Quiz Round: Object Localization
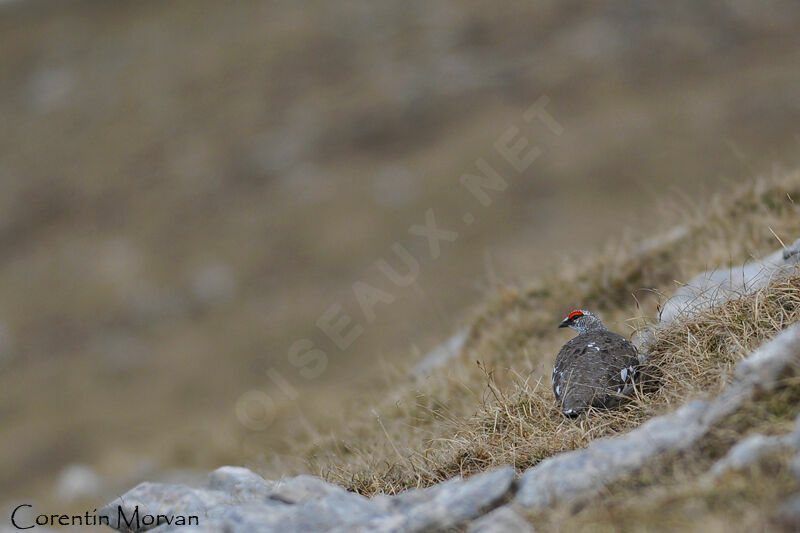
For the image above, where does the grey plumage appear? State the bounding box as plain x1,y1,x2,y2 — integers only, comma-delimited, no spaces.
553,310,639,416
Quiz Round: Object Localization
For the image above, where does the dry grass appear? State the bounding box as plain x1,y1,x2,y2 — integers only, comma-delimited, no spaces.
287,171,800,500
321,273,800,496
530,374,800,532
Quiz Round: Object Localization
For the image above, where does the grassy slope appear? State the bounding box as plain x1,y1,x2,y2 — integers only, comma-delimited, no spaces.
533,374,800,532
286,171,800,529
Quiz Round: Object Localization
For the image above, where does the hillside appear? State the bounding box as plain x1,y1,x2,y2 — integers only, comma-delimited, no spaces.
96,171,800,532
279,171,800,530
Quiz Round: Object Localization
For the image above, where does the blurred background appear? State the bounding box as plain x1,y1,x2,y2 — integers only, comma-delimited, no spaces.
2,0,800,514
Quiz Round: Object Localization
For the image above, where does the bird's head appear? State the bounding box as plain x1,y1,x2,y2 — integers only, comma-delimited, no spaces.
558,309,605,334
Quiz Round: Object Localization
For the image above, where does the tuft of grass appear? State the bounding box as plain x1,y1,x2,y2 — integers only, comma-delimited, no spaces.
283,172,800,499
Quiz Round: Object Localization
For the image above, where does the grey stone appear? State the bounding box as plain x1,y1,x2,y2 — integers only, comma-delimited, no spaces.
467,506,535,533
635,240,800,354
514,400,709,510
709,412,800,479
165,493,388,533
410,329,468,379
634,225,689,255
735,322,800,390
54,463,103,502
99,482,237,532
268,474,349,504
284,493,388,532
390,466,516,532
101,469,385,532
659,239,800,325
152,524,229,533
152,502,293,533
28,66,74,112
217,494,385,533
329,513,408,533
708,434,785,478
207,466,276,503
190,262,237,306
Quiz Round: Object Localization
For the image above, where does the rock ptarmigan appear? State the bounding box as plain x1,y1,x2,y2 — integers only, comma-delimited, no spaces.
552,310,639,417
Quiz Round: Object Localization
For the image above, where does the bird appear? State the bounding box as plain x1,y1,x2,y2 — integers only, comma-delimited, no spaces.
552,310,639,417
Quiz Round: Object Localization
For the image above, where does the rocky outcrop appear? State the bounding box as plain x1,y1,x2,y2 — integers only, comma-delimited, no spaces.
629,239,800,352
658,238,800,325
409,328,468,380
707,421,800,480
100,466,516,533
100,323,800,533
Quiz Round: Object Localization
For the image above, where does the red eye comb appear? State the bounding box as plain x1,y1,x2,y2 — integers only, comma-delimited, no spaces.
568,310,584,320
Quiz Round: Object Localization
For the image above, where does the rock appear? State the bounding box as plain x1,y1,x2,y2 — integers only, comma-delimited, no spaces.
189,262,237,306
154,492,388,533
708,413,800,479
282,493,387,532
102,466,515,533
99,482,238,532
381,466,517,532
735,322,800,390
659,239,800,325
54,463,103,502
634,225,689,255
467,506,535,533
635,240,800,353
514,400,709,510
268,474,349,504
101,469,388,533
28,66,74,113
707,434,785,478
153,502,293,533
207,466,277,502
410,329,468,379
329,513,408,533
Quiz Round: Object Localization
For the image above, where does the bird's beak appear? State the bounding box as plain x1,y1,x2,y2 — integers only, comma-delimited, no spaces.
558,319,570,328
